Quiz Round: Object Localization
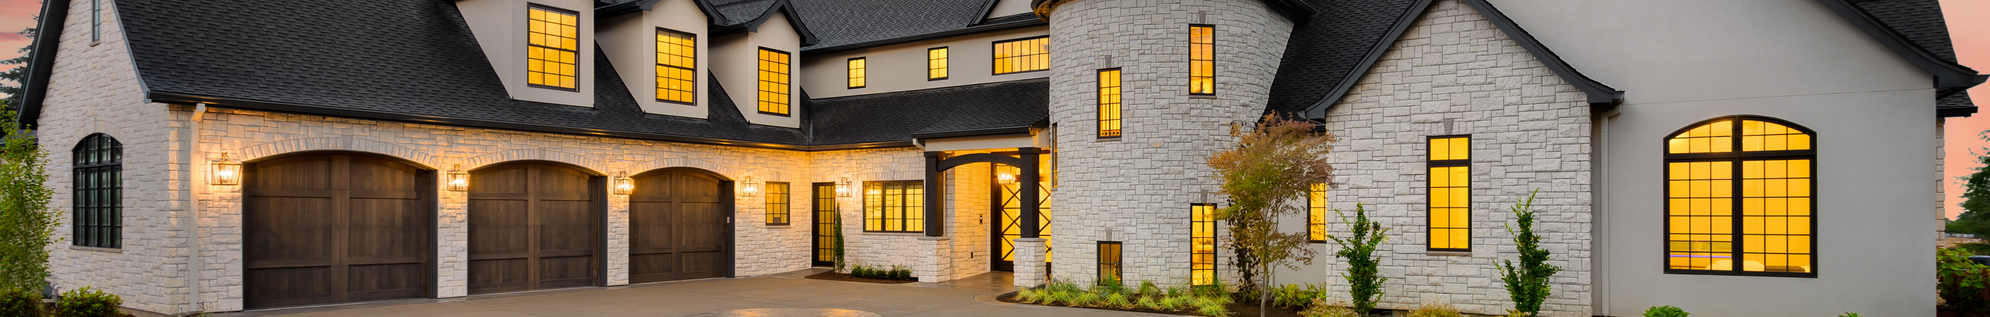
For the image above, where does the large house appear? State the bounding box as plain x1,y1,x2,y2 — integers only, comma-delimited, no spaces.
11,0,1980,315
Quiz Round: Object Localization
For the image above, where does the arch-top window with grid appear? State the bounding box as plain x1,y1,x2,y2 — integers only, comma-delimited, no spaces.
527,5,580,90
1664,116,1815,277
73,134,122,249
655,29,696,104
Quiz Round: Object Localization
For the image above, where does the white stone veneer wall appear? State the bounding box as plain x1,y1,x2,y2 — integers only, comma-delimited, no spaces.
1314,0,1592,315
1044,0,1293,287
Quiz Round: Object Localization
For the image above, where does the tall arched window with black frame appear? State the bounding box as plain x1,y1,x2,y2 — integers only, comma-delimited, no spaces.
73,134,122,248
1664,116,1816,276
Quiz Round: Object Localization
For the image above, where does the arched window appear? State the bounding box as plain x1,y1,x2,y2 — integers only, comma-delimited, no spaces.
1664,116,1814,276
72,134,122,248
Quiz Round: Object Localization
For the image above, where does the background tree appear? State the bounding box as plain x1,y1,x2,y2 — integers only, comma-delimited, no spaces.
1498,191,1558,316
1207,114,1335,316
0,106,55,293
1,21,39,102
1950,132,1990,253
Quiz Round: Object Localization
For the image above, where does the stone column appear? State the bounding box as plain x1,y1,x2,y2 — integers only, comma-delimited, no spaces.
437,175,470,298
1013,238,1048,287
606,188,631,286
917,236,952,283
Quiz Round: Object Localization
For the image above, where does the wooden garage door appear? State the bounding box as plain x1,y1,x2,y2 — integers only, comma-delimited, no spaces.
244,153,433,309
468,162,603,294
628,168,732,283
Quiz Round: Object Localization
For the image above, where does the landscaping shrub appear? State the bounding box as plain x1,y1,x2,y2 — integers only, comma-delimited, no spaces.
1642,305,1689,317
1137,280,1161,297
1194,296,1231,317
1298,298,1361,317
1330,204,1390,313
831,214,846,273
55,287,120,317
846,264,915,281
0,288,43,317
1272,283,1319,308
1498,192,1559,317
1838,313,1860,317
1406,303,1461,317
1939,247,1990,315
0,109,58,295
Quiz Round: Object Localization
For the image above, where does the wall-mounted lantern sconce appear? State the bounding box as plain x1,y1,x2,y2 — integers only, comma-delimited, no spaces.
210,152,242,186
740,175,761,197
996,172,1017,185
612,171,634,195
445,164,469,192
836,177,853,197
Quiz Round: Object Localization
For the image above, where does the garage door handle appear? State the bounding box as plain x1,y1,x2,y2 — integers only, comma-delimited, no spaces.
727,217,732,224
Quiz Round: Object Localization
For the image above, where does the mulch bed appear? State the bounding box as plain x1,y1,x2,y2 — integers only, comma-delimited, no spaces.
803,271,917,284
993,291,1305,317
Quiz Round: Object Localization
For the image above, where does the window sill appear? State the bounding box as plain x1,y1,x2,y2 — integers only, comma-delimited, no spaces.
860,231,926,236
69,245,122,254
1189,94,1217,100
1425,250,1471,257
1097,136,1122,141
766,224,792,228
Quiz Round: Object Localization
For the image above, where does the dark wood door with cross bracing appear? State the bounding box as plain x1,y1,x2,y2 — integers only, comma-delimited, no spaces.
467,162,604,294
628,168,733,283
244,153,434,309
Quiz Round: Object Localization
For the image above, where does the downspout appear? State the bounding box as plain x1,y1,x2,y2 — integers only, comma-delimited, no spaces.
185,103,206,313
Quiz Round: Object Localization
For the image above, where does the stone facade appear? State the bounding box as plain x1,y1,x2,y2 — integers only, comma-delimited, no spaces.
1313,0,1592,315
1043,0,1295,288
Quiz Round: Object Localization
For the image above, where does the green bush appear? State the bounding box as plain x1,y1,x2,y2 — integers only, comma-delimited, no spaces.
1406,303,1461,317
1193,296,1230,317
847,264,914,281
1298,298,1361,317
1642,305,1688,317
1272,283,1318,308
1330,204,1390,313
0,109,58,296
0,288,42,317
1137,280,1161,297
1498,192,1559,317
1838,313,1860,317
1940,247,1990,315
55,287,120,317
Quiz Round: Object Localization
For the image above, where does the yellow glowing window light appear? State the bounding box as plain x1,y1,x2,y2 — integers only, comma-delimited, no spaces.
1098,69,1122,138
1428,136,1471,251
656,29,695,104
757,48,791,115
863,181,923,233
1665,117,1814,275
1191,204,1217,285
847,57,867,89
765,182,789,225
929,47,950,80
1309,183,1327,242
527,5,580,90
1190,25,1214,95
993,37,1048,74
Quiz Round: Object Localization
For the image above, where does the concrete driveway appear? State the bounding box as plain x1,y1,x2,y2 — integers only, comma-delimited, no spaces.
228,269,1171,317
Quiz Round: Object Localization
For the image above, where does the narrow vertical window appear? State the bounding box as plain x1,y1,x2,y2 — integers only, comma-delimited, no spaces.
91,0,101,42
1428,136,1471,251
766,182,790,225
656,29,696,104
928,47,950,80
757,48,792,115
1098,241,1123,284
993,37,1049,74
1189,25,1214,95
1097,68,1122,138
1308,183,1327,242
863,181,924,233
847,57,867,89
1190,203,1217,285
72,134,122,249
527,5,580,90
1665,117,1815,276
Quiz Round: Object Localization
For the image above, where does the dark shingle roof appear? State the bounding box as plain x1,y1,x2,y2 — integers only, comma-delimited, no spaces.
1262,0,1423,116
712,0,782,25
790,0,994,50
1850,0,1978,114
809,78,1048,145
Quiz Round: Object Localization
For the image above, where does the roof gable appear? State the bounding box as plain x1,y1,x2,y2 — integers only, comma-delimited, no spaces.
1818,0,1982,116
710,0,820,46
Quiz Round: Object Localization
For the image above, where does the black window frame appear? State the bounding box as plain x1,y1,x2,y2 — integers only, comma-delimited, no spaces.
766,182,790,226
846,57,867,89
991,36,1050,75
756,47,793,116
72,133,122,249
1098,241,1122,284
654,27,697,105
1661,115,1820,278
928,47,950,81
525,3,582,92
863,180,924,233
1308,183,1327,243
1189,24,1215,96
1097,68,1123,139
91,0,101,43
1426,135,1471,252
1190,203,1218,286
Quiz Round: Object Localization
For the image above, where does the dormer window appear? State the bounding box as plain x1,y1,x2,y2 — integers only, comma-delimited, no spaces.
758,48,792,116
657,29,696,104
528,5,580,91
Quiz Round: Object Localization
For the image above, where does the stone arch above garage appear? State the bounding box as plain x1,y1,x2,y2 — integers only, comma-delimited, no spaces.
235,137,443,169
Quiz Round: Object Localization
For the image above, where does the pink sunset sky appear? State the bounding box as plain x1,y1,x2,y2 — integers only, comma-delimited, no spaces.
0,1,1983,216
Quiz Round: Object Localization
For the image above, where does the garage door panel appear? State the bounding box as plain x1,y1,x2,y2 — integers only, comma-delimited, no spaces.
534,168,593,200
629,253,678,281
469,200,530,255
628,203,673,250
471,166,531,195
627,169,731,284
245,153,432,309
468,258,530,293
348,199,424,259
681,202,726,248
346,263,425,295
247,197,332,263
250,157,333,190
348,157,422,192
469,162,602,294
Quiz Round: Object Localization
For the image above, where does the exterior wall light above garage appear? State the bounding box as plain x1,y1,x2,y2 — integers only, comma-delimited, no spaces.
740,175,761,197
612,171,634,195
446,164,469,192
210,152,241,186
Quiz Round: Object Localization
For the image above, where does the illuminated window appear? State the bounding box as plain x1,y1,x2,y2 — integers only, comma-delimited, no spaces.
73,134,121,249
91,0,101,42
656,29,696,104
1191,203,1217,285
1190,25,1214,95
929,47,950,80
757,48,792,115
863,181,924,233
766,182,789,225
1428,136,1471,251
1308,183,1327,242
847,57,866,89
993,37,1049,74
1099,241,1122,284
1666,117,1815,276
1098,68,1122,138
527,5,580,90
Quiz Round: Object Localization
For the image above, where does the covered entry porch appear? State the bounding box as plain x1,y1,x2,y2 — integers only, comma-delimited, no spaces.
911,129,1054,287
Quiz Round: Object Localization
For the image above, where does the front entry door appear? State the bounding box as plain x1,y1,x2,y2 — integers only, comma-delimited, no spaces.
628,168,733,283
991,158,1052,272
811,183,838,267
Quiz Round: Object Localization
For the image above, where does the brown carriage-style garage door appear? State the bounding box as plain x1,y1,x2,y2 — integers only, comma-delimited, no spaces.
628,168,733,283
468,162,604,294
244,153,434,309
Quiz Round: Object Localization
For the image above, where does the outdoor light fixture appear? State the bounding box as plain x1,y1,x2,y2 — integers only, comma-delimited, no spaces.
209,152,242,186
445,164,469,192
612,171,634,195
836,177,853,197
740,175,761,197
997,172,1017,185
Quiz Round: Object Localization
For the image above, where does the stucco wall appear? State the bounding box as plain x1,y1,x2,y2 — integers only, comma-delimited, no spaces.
711,11,803,128
597,0,712,118
1307,1,1594,315
799,26,1050,99
454,0,597,107
1044,0,1294,287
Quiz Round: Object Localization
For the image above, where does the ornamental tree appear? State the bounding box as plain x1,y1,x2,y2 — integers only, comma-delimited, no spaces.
1206,114,1335,316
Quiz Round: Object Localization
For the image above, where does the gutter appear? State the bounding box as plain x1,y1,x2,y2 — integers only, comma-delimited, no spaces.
802,18,1046,55
908,125,1033,140
145,91,914,152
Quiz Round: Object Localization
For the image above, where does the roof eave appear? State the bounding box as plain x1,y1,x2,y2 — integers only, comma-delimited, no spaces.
1816,0,1984,90
714,0,820,46
803,17,1046,54
1029,0,1313,23
909,125,1034,140
11,0,72,130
